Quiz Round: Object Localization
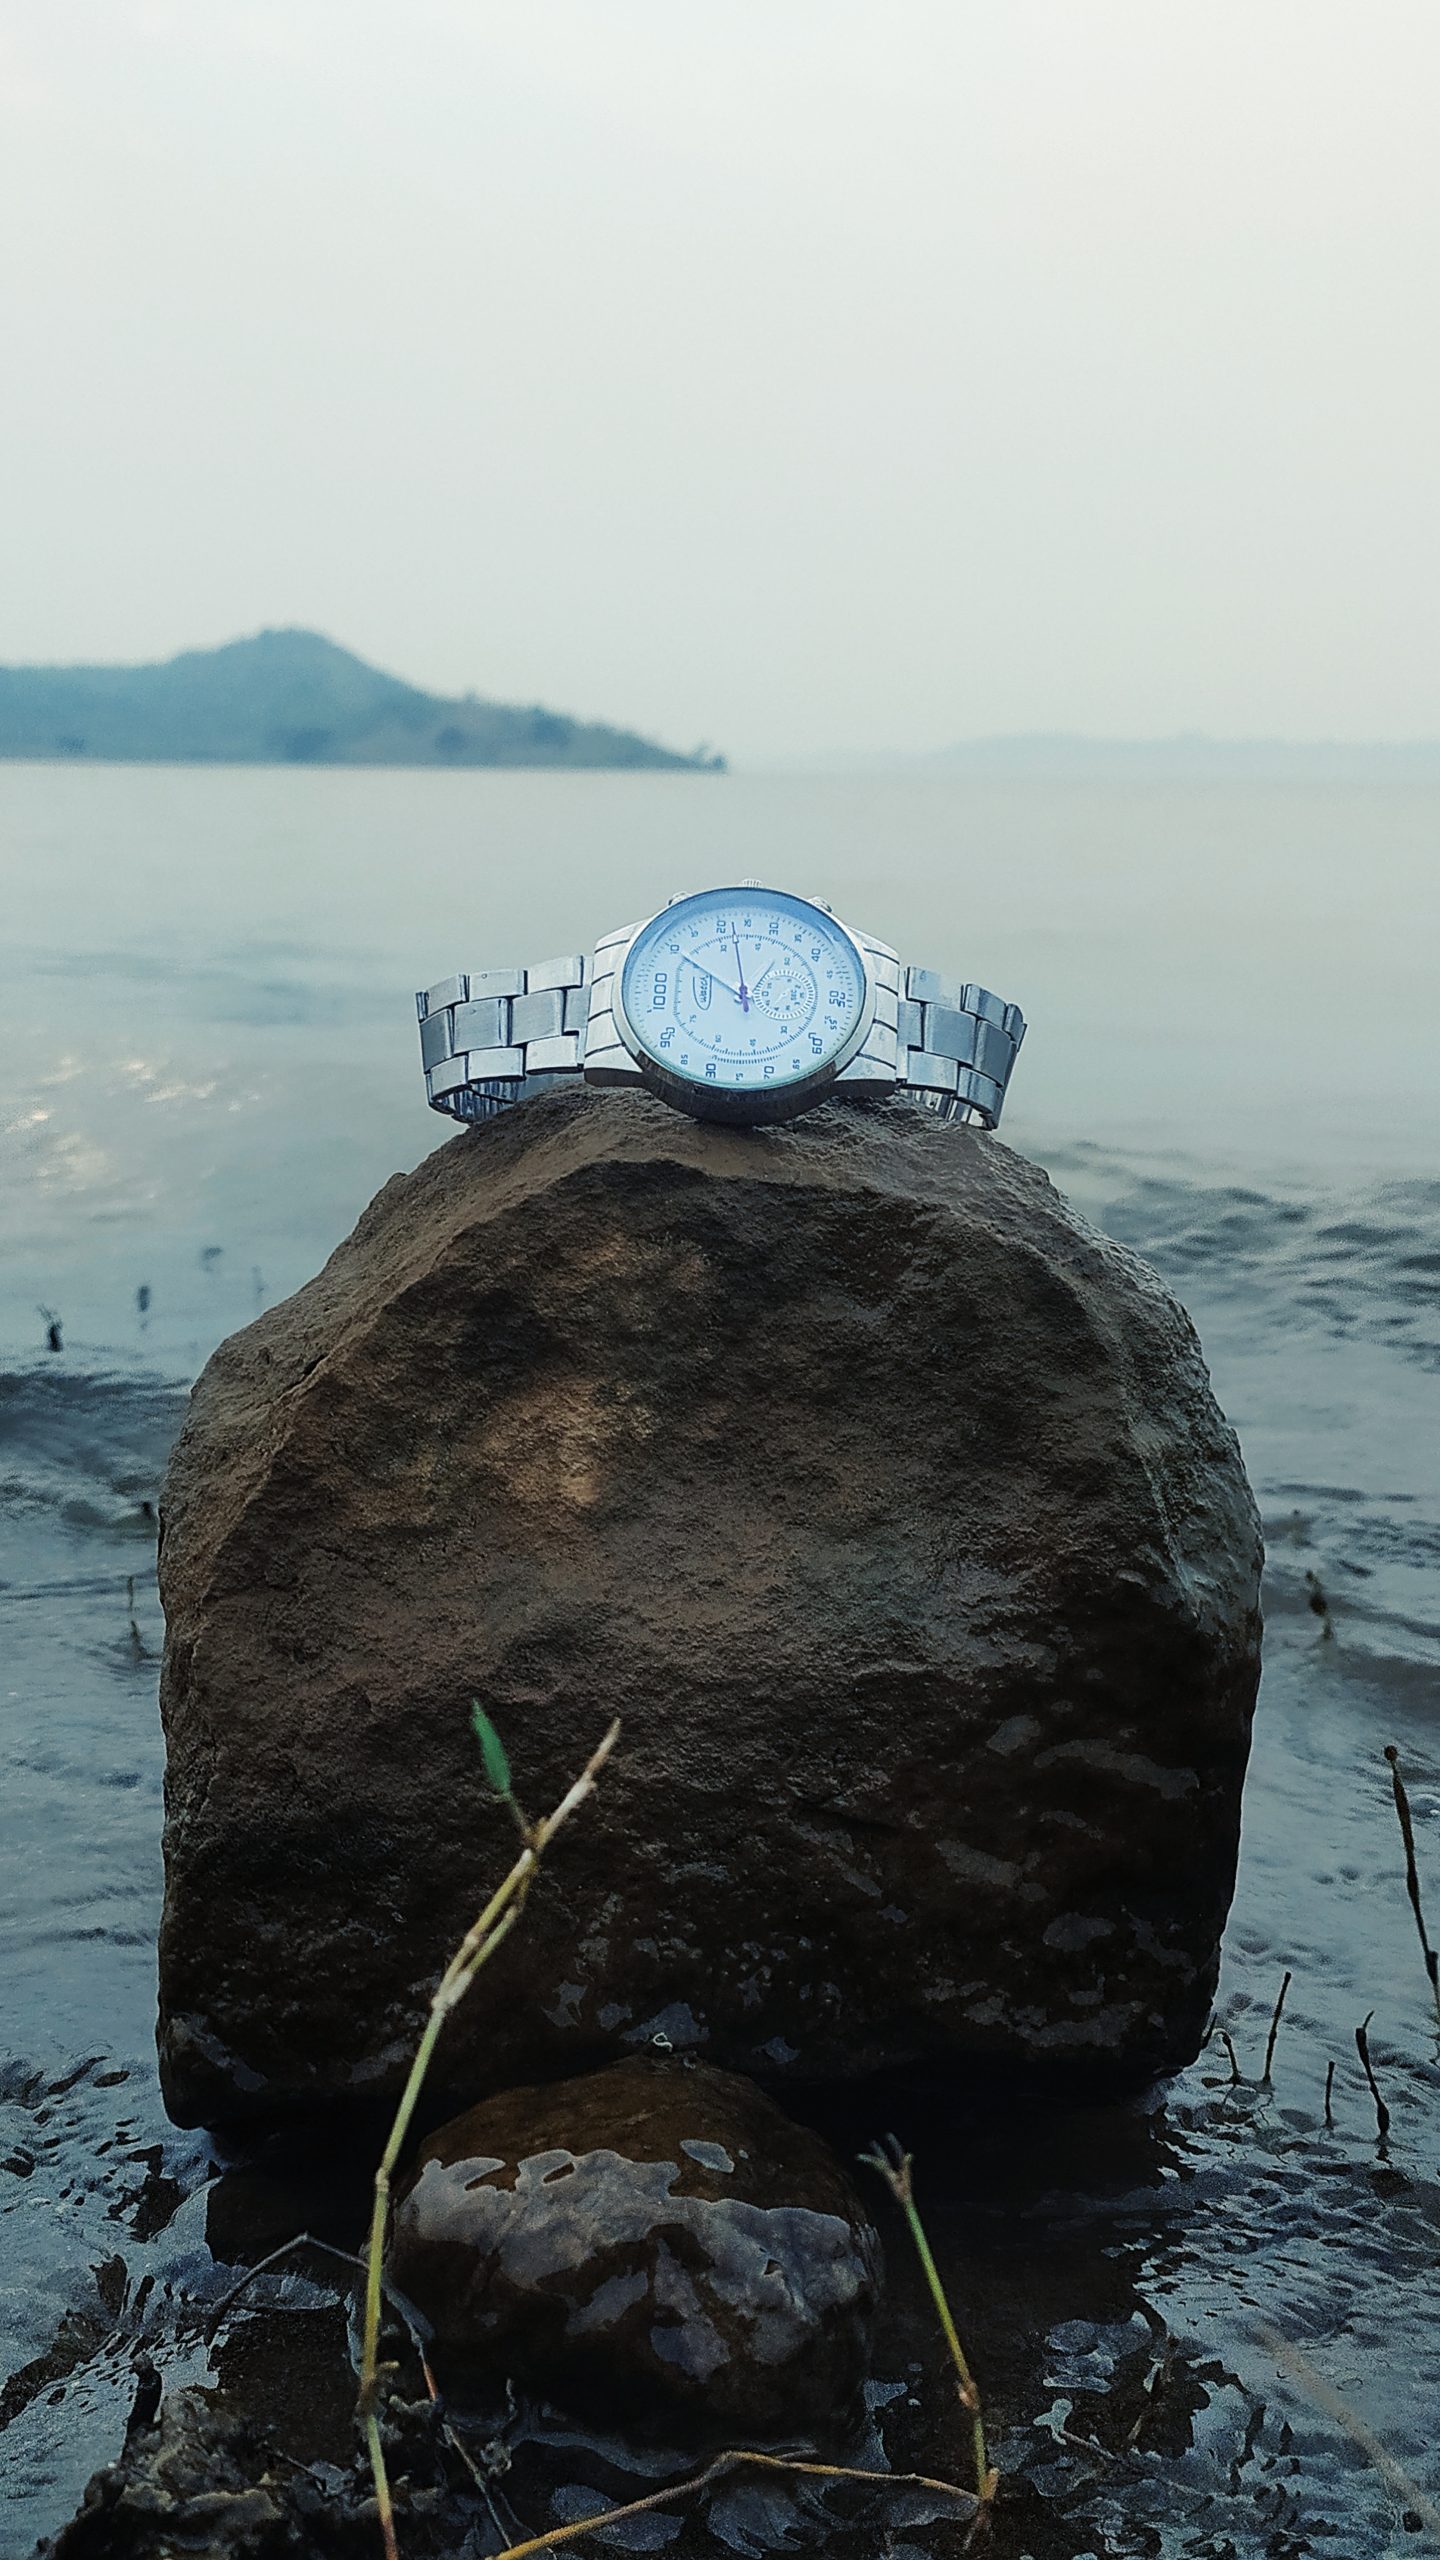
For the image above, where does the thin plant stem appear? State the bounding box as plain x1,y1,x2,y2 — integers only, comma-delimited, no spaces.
365,2411,398,2560
1354,2012,1391,2150
488,2445,978,2560
1261,1969,1292,2082
357,1717,620,2559
1384,1744,1440,2025
860,2136,996,2508
419,2353,521,2548
207,2233,370,2331
898,2190,991,2503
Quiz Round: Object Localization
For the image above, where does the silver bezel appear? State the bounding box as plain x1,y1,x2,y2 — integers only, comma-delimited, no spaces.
610,886,878,1126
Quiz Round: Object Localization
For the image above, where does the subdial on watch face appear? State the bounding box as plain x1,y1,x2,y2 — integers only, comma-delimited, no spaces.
754,957,817,1035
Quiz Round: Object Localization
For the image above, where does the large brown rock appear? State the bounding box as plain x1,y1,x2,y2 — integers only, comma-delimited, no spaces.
156,1088,1262,2126
390,2056,881,2442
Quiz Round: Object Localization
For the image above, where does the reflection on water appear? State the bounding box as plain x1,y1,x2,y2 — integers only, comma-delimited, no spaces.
2,769,1439,2553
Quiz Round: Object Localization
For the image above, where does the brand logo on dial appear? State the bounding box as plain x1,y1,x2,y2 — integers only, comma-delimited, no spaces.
618,889,869,1097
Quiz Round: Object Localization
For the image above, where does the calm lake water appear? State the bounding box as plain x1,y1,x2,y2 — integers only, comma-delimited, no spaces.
2,764,1439,2556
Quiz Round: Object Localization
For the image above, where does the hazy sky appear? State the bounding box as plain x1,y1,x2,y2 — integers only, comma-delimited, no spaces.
3,2,1438,759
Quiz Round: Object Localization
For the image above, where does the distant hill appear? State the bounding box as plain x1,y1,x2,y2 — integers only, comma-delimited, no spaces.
0,629,724,771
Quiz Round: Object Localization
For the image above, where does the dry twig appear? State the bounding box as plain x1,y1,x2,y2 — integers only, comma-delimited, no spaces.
488,2445,979,2560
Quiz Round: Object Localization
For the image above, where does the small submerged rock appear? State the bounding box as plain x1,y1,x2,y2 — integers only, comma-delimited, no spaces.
43,2390,322,2558
40,2372,466,2560
390,2056,882,2443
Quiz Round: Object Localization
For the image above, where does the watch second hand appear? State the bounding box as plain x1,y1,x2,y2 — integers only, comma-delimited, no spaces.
681,948,748,1007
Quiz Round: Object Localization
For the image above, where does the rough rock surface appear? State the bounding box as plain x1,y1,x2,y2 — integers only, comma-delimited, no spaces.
41,2370,476,2560
157,1087,1263,2125
390,2055,881,2441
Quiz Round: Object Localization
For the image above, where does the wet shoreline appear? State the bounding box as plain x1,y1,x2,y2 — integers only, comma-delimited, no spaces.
5,1142,1440,2554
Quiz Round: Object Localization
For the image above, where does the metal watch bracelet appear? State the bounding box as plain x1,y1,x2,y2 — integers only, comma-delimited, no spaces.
418,940,1024,1129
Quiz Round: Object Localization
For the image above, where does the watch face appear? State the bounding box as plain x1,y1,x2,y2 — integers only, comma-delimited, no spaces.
617,887,870,1108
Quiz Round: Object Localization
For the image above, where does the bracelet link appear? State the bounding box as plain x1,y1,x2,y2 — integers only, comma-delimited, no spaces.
898,967,1025,1128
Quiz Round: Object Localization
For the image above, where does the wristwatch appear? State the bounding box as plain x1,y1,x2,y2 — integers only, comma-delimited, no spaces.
417,884,1024,1131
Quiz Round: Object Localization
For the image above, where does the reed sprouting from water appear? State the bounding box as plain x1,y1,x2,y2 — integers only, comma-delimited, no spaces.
860,2133,998,2514
1354,2013,1391,2150
1260,1969,1292,2082
358,1707,621,2560
1383,1744,1440,2025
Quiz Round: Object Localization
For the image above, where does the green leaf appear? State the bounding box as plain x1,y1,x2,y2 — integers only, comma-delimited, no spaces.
470,1701,513,1801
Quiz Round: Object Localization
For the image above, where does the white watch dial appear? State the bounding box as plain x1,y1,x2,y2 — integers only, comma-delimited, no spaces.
619,889,868,1096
